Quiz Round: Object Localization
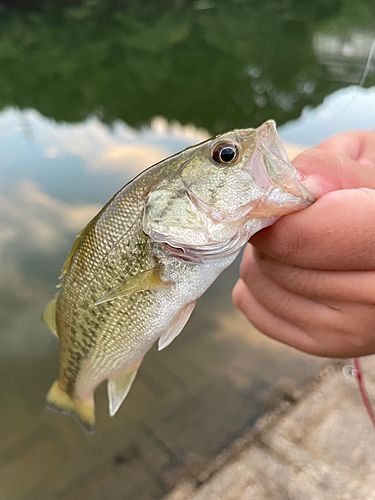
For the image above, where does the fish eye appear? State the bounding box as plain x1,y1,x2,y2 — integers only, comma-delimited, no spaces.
211,142,239,165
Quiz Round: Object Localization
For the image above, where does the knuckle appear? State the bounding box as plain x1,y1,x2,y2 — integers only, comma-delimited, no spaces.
284,230,301,262
319,136,344,150
239,248,257,284
271,220,301,263
316,133,360,159
232,280,247,312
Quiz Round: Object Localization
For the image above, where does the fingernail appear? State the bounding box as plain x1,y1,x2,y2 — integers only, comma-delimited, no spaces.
359,158,375,168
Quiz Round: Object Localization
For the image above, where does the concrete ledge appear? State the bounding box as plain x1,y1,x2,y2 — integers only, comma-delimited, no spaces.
165,358,375,500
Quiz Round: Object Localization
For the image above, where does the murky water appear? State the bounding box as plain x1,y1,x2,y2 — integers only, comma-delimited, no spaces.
0,1,375,499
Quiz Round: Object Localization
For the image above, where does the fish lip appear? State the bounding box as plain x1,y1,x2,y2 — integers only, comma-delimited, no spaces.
157,230,248,262
160,242,203,263
242,186,314,219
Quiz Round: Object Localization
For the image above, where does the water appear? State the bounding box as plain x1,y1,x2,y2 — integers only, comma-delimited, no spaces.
0,1,374,499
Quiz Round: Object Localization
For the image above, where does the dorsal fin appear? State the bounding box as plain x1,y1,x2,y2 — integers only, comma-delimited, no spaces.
59,228,85,279
59,204,111,281
42,294,59,338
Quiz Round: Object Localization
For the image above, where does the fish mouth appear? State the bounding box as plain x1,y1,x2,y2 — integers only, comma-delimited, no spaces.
160,234,247,262
156,186,313,263
156,177,314,263
243,184,314,219
240,120,315,219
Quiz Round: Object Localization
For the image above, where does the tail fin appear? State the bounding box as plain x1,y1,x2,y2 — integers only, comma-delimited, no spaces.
46,380,95,433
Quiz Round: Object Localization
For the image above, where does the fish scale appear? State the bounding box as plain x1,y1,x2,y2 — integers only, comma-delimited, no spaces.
43,120,314,431
53,154,187,407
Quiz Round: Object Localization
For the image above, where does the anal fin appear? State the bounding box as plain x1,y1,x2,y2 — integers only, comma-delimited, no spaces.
95,266,170,306
158,302,196,350
107,359,143,417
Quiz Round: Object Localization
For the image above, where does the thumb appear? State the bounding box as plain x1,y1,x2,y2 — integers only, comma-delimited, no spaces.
292,149,375,199
317,130,375,168
251,187,375,270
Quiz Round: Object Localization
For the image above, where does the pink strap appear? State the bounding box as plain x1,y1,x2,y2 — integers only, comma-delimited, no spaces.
354,357,375,428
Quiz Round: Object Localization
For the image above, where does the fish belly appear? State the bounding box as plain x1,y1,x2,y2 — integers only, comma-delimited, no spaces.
74,252,238,400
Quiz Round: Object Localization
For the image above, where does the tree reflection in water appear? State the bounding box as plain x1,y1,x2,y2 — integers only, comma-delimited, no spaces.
0,0,373,133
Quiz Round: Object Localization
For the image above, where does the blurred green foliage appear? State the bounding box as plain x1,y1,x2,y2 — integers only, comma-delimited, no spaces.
0,0,373,133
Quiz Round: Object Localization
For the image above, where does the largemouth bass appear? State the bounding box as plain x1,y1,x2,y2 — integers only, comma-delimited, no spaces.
43,120,314,432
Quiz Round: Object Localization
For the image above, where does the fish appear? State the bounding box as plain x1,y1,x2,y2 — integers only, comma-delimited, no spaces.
43,119,314,432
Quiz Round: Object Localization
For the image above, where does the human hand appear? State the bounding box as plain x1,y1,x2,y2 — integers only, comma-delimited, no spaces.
233,131,375,358
318,129,375,168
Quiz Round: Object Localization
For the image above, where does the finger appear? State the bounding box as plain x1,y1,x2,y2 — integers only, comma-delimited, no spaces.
291,149,375,199
318,132,362,159
317,131,375,167
234,260,375,357
251,188,375,270
233,278,375,357
254,250,375,305
232,278,317,354
239,252,339,334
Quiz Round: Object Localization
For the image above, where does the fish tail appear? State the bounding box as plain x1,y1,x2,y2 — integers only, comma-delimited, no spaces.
46,380,95,433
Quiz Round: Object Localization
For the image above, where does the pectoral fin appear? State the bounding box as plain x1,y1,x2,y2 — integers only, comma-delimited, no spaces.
95,266,169,306
107,360,143,417
158,302,196,350
42,295,59,338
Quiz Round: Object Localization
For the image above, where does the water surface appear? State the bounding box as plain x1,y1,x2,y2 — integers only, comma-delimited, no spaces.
0,1,375,499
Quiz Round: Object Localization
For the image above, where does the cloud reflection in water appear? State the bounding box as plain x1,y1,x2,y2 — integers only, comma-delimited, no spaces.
0,108,208,362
